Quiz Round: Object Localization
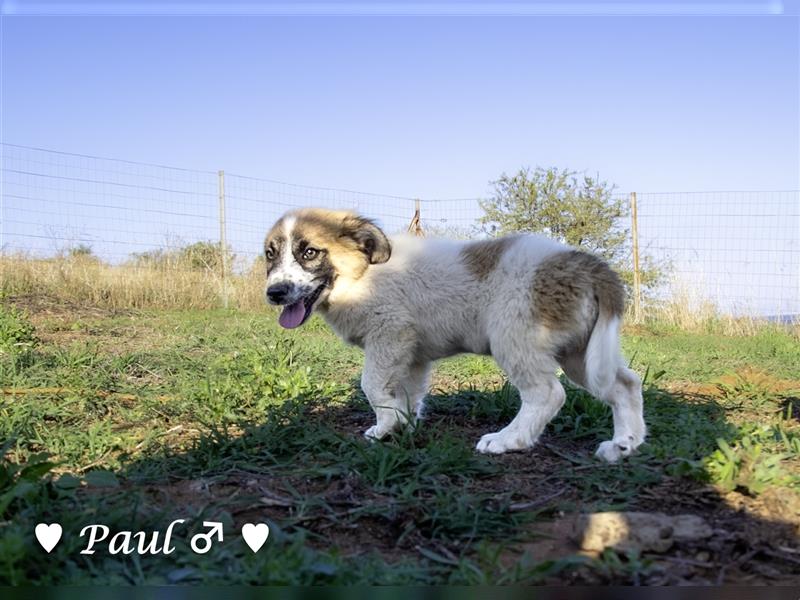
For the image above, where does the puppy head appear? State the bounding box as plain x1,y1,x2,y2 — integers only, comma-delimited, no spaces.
263,208,391,328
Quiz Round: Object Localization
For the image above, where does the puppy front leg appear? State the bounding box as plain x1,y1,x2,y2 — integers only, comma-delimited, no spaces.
360,348,415,440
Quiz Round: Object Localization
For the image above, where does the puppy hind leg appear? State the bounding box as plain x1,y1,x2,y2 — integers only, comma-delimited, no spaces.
559,351,587,388
476,374,566,454
560,351,646,462
595,366,647,462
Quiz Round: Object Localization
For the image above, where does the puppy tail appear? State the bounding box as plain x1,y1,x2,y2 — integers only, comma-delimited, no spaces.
585,311,622,398
583,262,626,399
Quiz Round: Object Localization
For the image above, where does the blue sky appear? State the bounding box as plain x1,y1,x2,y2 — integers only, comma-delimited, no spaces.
2,3,798,197
1,1,799,316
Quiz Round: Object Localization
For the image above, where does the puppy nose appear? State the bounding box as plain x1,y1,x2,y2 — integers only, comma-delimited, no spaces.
266,283,291,304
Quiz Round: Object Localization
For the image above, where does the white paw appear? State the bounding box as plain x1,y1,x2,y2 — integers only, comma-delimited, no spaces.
475,430,526,454
595,437,638,463
364,425,389,441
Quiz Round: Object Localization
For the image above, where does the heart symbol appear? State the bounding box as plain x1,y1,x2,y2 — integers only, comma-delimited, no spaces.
35,523,62,553
241,523,269,553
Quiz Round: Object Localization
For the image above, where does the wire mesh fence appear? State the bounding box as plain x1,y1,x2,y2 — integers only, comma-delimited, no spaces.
1,142,798,319
0,143,220,263
633,190,799,320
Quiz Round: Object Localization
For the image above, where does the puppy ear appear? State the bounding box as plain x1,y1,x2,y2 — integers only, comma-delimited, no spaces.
341,215,392,264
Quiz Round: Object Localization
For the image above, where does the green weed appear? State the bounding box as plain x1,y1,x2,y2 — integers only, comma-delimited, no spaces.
0,303,38,374
705,428,797,495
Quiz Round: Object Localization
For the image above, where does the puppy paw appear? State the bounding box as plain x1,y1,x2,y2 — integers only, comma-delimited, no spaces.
364,425,389,441
475,430,526,454
595,437,639,463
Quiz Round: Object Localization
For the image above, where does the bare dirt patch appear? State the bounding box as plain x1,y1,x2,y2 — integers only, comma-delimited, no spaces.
6,293,162,355
668,366,800,399
110,397,800,584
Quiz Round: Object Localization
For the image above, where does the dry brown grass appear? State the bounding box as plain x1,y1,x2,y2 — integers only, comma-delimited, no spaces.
3,255,796,339
634,280,798,337
0,254,266,310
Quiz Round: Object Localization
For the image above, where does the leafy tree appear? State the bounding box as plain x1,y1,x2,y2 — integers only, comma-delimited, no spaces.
479,167,627,259
479,166,663,290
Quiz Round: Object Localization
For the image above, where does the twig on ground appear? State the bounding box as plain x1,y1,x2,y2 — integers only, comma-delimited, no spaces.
1,386,174,402
658,555,717,569
716,548,759,585
762,548,800,567
509,488,567,512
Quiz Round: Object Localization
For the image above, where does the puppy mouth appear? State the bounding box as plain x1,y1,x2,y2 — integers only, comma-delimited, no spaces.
277,282,326,329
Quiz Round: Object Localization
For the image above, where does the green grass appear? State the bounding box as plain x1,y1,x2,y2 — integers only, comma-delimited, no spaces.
624,326,800,381
1,299,799,584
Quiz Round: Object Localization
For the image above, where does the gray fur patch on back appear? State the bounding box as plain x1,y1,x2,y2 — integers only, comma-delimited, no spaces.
532,250,626,330
460,236,516,280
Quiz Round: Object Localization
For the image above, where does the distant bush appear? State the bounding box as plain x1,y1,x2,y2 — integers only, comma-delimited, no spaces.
67,244,94,258
178,241,231,271
131,241,233,272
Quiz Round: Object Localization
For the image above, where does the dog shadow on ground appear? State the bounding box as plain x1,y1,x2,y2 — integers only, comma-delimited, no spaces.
82,375,800,585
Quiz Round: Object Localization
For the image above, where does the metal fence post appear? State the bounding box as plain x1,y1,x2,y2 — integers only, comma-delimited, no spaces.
218,170,229,309
630,191,642,323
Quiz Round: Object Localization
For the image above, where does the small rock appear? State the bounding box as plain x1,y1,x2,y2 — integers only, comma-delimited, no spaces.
577,511,712,553
187,479,210,493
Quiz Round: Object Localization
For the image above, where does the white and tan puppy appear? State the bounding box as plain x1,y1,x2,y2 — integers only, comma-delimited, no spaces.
263,208,646,462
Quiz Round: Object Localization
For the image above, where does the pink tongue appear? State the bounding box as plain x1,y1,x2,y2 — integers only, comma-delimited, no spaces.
279,300,306,329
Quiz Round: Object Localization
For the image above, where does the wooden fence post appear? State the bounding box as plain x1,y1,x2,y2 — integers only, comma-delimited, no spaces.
408,199,423,237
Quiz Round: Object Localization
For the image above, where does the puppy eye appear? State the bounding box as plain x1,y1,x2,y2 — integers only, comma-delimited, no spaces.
302,248,319,260
265,248,275,261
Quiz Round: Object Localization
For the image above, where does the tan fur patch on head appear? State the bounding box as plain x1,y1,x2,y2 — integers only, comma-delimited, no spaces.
264,217,284,245
460,237,517,280
291,209,356,249
290,209,371,279
271,208,389,282
532,250,626,329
